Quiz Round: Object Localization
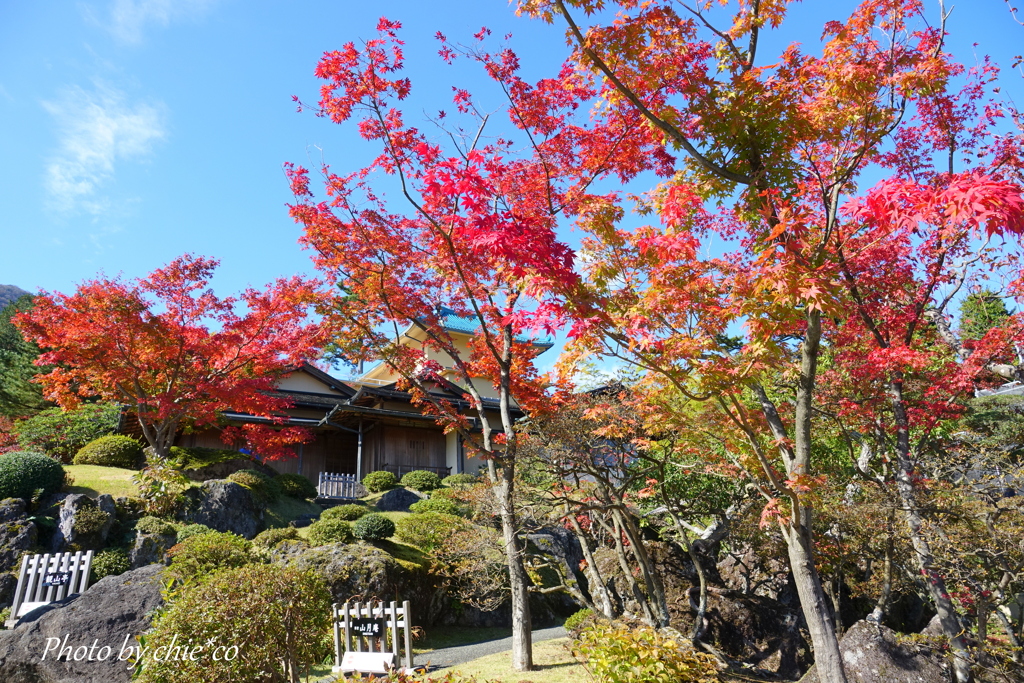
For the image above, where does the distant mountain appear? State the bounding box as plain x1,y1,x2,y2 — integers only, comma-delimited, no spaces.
0,285,31,311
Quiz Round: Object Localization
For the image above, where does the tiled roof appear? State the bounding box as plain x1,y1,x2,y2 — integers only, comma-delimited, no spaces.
431,307,554,348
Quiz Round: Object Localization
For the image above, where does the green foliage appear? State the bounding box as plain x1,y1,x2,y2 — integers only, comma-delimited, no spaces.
353,513,395,541
227,468,281,505
166,446,245,470
133,459,190,517
394,512,470,552
0,294,46,418
276,472,317,500
73,434,143,468
307,517,354,545
135,515,176,536
137,564,332,683
14,403,120,462
441,473,479,488
167,531,252,583
253,526,300,548
401,469,442,492
573,621,719,683
72,502,110,547
91,548,130,582
564,608,595,635
959,289,1011,340
0,450,65,501
174,523,215,543
363,470,397,493
321,503,367,521
409,496,462,516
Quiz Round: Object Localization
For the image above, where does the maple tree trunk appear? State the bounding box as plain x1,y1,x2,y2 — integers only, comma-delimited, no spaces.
889,378,974,683
494,461,534,671
785,309,849,683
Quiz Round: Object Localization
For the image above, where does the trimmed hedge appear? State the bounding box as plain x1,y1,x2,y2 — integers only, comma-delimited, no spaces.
307,518,355,545
442,473,479,487
362,470,396,493
394,512,470,551
135,515,176,536
0,451,65,501
352,513,395,541
276,473,317,500
320,504,367,521
167,531,252,583
73,434,144,468
400,470,442,492
166,446,244,470
408,497,462,516
91,548,131,583
253,526,300,548
175,523,215,543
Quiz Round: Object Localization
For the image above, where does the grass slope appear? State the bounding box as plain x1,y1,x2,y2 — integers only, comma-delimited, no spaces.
64,464,138,499
446,637,584,683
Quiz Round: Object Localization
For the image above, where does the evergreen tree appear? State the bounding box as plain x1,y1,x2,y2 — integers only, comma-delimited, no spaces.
959,290,1012,341
0,295,46,417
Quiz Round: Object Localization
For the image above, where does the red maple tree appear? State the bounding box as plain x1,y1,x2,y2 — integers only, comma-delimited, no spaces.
14,254,320,461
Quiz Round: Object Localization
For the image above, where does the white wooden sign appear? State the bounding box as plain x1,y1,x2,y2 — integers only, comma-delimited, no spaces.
331,599,414,673
338,651,395,674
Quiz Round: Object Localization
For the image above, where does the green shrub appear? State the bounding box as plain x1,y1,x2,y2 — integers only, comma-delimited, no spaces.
0,451,65,501
137,564,331,683
72,501,110,547
174,523,215,543
321,504,367,521
253,526,300,548
91,548,131,582
362,470,397,493
573,621,719,683
167,531,252,583
227,468,282,505
564,608,595,635
394,512,470,552
166,446,245,470
307,518,354,545
14,403,120,462
408,497,462,516
73,434,143,469
442,473,479,487
400,470,442,492
353,513,395,541
135,515,176,536
276,473,317,500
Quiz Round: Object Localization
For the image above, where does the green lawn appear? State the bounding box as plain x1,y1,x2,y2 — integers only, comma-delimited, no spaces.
64,464,139,499
440,637,585,683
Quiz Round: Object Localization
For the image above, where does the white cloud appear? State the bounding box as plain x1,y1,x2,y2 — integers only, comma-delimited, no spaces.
103,0,219,45
42,83,167,215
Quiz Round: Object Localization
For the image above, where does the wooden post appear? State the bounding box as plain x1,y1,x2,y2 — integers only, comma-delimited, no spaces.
357,419,364,480
333,603,342,669
403,600,413,669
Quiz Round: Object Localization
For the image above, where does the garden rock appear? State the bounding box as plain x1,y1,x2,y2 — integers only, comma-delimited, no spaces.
799,619,949,683
0,564,165,683
50,494,116,553
181,457,278,482
275,542,405,601
129,529,176,569
0,498,37,573
179,479,263,539
375,487,424,512
0,572,17,609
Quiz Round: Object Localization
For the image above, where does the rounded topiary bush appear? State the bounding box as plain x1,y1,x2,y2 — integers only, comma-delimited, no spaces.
441,473,479,488
73,434,144,469
408,497,462,516
227,468,282,505
352,513,395,541
321,504,367,521
276,473,318,500
362,470,397,493
253,526,300,548
137,565,331,683
395,512,470,551
307,518,354,545
167,531,252,583
135,515,176,536
0,451,65,501
90,548,131,583
400,470,442,492
174,523,215,543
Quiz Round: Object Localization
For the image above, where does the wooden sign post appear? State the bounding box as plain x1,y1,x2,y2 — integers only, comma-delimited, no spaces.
332,599,413,675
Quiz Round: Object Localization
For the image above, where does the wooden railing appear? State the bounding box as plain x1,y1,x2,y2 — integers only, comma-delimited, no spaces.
318,472,366,500
6,550,93,628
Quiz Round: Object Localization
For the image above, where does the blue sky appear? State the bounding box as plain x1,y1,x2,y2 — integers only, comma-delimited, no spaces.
1,0,1022,375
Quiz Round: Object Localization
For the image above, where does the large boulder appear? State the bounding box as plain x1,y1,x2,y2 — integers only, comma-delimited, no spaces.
51,495,116,553
128,530,176,569
0,498,37,573
799,620,950,683
0,564,165,683
178,480,262,539
375,487,424,512
275,541,406,601
0,573,17,609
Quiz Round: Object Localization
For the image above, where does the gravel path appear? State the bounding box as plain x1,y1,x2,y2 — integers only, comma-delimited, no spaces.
418,626,567,670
